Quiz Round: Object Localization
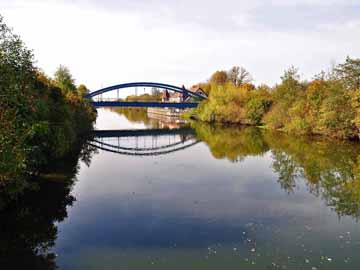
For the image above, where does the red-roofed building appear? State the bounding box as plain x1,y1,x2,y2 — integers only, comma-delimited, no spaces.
165,85,207,103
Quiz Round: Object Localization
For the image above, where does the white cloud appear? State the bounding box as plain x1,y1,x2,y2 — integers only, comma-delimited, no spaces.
1,0,359,91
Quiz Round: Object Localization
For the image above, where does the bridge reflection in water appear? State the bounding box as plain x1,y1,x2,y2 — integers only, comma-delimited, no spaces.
89,128,200,156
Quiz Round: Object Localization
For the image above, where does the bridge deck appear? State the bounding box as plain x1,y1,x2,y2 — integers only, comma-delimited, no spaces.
92,101,199,108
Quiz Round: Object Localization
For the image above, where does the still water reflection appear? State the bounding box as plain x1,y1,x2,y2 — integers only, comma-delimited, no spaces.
2,108,360,269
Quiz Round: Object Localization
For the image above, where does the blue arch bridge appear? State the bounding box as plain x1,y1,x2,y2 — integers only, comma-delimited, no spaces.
85,82,207,108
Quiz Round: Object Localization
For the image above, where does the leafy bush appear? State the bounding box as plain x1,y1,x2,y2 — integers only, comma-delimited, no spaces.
197,82,271,125
0,15,96,185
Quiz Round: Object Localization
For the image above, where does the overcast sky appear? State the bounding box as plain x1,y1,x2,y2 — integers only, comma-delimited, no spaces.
1,0,360,90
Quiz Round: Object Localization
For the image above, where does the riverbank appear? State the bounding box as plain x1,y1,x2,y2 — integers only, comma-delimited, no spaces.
0,16,97,189
188,59,360,141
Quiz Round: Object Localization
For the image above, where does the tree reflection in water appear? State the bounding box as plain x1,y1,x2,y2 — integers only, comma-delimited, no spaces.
0,141,96,269
191,122,360,220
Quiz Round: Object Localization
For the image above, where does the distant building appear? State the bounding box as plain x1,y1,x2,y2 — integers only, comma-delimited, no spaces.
169,92,183,103
188,85,207,100
165,85,208,103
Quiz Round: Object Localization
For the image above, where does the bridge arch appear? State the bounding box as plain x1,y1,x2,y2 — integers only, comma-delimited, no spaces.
85,82,207,101
88,140,200,156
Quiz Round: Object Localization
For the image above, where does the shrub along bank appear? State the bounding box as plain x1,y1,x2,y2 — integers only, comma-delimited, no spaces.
194,60,360,140
0,15,97,186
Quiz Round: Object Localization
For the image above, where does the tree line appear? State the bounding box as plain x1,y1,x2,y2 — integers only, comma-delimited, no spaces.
0,15,97,187
194,58,360,140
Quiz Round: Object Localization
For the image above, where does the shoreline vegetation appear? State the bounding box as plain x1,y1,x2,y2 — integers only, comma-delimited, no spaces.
188,60,360,141
0,15,96,189
0,15,97,267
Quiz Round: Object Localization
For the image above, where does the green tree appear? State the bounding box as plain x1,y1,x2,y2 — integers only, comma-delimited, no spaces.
334,56,360,90
0,15,96,186
54,65,76,94
77,84,89,97
317,82,357,138
264,67,305,129
245,88,272,125
350,89,360,137
0,14,36,184
210,70,228,85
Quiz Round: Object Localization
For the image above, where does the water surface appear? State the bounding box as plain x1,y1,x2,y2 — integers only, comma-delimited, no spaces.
3,108,360,270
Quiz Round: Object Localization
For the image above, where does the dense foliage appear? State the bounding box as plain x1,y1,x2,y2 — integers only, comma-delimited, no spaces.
0,15,96,187
196,61,360,140
124,91,162,102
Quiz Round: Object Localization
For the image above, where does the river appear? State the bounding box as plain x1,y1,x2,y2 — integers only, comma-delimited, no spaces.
2,108,360,270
